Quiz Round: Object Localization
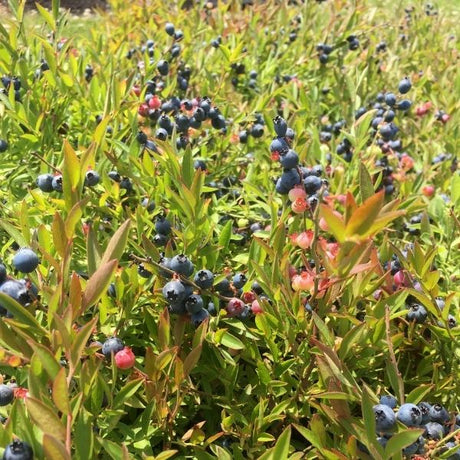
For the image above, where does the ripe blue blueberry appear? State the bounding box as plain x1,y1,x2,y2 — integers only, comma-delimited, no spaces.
153,233,168,247
280,150,299,169
108,170,121,182
162,280,187,303
169,299,187,315
52,175,63,192
185,294,204,314
385,92,397,106
396,403,423,426
273,116,288,137
102,337,124,359
0,140,8,152
270,137,289,154
303,175,322,196
84,170,100,187
418,402,432,424
207,302,217,316
157,60,169,76
36,173,54,192
429,403,450,424
238,130,248,143
165,22,175,36
250,123,264,138
424,422,444,440
0,280,30,315
398,77,412,94
406,303,427,324
0,384,14,406
194,269,214,289
380,394,397,409
191,308,210,328
155,216,172,236
2,439,34,460
169,254,194,277
12,248,39,273
397,99,412,111
373,404,396,433
232,273,247,289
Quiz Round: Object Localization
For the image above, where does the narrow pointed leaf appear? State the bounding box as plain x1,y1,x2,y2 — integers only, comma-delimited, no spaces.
26,397,66,441
100,219,131,265
319,205,346,243
82,259,118,310
52,368,70,415
43,434,70,460
345,191,384,238
358,162,374,202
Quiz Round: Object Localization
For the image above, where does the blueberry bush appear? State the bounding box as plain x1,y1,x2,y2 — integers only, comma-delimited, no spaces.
0,0,459,458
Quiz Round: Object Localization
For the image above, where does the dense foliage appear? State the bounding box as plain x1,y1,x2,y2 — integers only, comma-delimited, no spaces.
0,0,459,458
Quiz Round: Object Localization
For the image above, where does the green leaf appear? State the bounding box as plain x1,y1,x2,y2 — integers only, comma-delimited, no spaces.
358,162,374,202
52,368,70,415
155,451,179,460
345,191,384,238
26,397,66,441
183,345,203,376
361,386,377,448
182,146,194,188
319,205,345,243
220,331,245,350
218,219,233,250
32,343,61,380
405,384,434,404
86,225,102,276
100,219,131,266
43,434,70,460
259,425,291,460
62,140,81,211
75,410,94,460
0,293,45,335
70,317,98,368
0,220,27,248
82,259,118,310
52,212,67,258
35,3,56,31
113,379,144,409
384,429,424,460
158,308,170,350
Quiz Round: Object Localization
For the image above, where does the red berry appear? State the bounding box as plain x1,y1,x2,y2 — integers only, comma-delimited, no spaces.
148,95,161,109
227,298,245,317
114,347,136,370
138,103,149,117
251,299,263,314
242,291,256,303
132,85,141,96
422,185,435,197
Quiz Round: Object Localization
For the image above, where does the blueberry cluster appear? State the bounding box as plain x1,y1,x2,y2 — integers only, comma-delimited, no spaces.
138,94,227,151
159,254,211,327
238,113,266,143
0,75,22,102
271,116,325,210
369,396,460,457
156,251,268,325
36,169,100,193
0,251,39,318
